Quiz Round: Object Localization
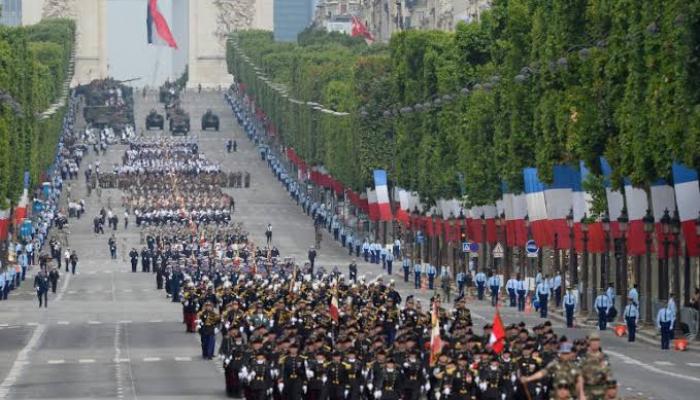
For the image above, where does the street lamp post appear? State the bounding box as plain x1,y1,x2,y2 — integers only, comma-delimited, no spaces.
412,207,421,262
495,213,502,275
566,208,576,286
581,215,589,314
601,212,611,291
643,209,655,323
525,214,533,277
660,209,671,301
449,212,457,275
501,211,510,279
618,209,629,312
671,210,681,311
481,213,487,272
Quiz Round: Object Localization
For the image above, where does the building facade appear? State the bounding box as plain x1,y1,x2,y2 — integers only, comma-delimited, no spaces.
274,0,313,42
0,0,22,26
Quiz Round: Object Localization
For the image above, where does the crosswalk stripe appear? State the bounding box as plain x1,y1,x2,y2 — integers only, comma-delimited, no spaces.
47,360,65,365
78,359,95,364
143,357,161,362
653,361,674,366
174,357,191,361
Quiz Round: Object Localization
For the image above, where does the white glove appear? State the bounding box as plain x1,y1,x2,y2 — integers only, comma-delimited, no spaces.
306,369,314,379
269,319,275,328
443,387,451,395
277,382,284,393
344,389,349,398
423,383,430,392
224,322,231,330
321,376,327,383
248,371,256,380
239,326,245,333
367,383,373,391
267,388,273,396
302,385,307,394
479,382,487,392
214,328,220,335
403,362,410,368
373,390,381,399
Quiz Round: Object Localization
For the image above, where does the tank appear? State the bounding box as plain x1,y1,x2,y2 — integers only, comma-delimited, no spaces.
145,109,164,130
201,109,220,131
169,107,190,135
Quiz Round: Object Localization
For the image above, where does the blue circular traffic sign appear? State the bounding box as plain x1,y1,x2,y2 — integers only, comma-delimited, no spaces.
468,242,479,253
526,240,539,254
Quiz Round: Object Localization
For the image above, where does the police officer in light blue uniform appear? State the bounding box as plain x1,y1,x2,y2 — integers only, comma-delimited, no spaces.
475,270,486,300
563,287,577,328
487,272,501,306
456,270,466,298
385,250,394,275
656,302,675,350
628,284,639,306
506,274,517,307
553,272,562,307
623,298,639,342
426,264,437,290
362,240,370,262
413,262,422,289
594,292,612,330
516,274,527,311
0,270,5,302
402,257,411,283
536,278,550,318
380,246,388,269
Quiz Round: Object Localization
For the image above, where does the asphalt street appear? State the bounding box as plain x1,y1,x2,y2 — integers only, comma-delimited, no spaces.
0,90,698,399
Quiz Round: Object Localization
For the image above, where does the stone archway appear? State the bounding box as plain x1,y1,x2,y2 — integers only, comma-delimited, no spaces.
34,0,273,87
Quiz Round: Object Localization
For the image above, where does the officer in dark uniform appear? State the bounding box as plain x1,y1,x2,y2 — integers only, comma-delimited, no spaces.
374,357,401,400
327,351,346,400
141,247,151,272
306,351,328,400
348,260,358,283
342,348,364,399
221,328,245,398
197,301,221,359
129,248,139,272
281,342,306,400
400,350,424,400
246,351,273,400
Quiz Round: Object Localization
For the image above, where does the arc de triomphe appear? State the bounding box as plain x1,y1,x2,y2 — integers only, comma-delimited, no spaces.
26,0,272,88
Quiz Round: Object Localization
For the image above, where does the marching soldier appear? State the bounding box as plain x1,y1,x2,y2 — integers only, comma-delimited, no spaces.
400,350,424,400
221,329,246,398
197,301,221,359
327,352,346,400
342,348,364,399
182,283,199,332
129,248,138,273
244,351,274,400
281,342,306,400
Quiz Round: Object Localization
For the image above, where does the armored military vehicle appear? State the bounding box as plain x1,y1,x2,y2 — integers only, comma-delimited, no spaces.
169,108,190,135
145,109,164,130
201,109,220,131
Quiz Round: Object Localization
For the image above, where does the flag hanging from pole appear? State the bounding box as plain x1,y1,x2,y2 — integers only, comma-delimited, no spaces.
147,0,178,48
488,308,506,354
329,290,339,323
429,300,443,366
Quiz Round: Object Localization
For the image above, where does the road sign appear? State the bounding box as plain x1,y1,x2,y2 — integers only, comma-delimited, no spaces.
462,241,469,253
469,242,479,253
416,231,425,245
526,239,539,257
492,242,504,258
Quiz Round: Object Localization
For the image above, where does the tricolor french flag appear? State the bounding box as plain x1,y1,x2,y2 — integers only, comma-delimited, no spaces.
0,208,9,241
672,163,700,256
396,188,411,226
575,162,605,253
600,157,625,237
366,188,379,222
147,0,177,49
523,167,551,247
624,178,649,255
544,166,577,249
373,170,393,222
13,188,29,226
502,183,528,247
650,179,677,258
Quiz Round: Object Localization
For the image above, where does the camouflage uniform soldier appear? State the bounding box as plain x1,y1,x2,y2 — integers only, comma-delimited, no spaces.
580,334,611,400
520,342,584,399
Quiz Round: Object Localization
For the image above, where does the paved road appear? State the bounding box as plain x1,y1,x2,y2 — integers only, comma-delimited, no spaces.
0,90,698,399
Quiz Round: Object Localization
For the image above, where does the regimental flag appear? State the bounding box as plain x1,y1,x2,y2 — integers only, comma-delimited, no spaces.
373,170,393,222
429,300,443,366
488,309,506,354
672,163,700,256
351,16,374,43
330,290,339,323
147,0,177,48
0,208,9,241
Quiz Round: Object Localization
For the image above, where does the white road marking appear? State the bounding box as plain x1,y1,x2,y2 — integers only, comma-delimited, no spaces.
143,357,161,362
123,289,132,293
56,321,70,325
0,323,46,397
149,319,163,323
78,359,96,364
607,350,700,383
67,290,76,294
47,360,65,365
103,271,112,274
87,321,102,325
114,358,130,363
174,357,191,361
26,322,38,326
118,320,132,324
687,362,700,367
0,324,8,327
653,361,674,366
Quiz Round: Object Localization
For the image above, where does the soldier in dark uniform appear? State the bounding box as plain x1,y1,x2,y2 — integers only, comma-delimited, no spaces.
129,248,138,272
477,355,503,400
342,348,364,399
306,351,328,400
48,267,60,293
245,351,273,400
221,328,246,398
373,358,401,400
141,247,151,272
281,342,306,400
327,352,346,400
400,350,425,400
182,284,199,332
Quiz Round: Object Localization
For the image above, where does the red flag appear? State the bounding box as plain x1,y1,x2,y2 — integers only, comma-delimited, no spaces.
429,301,443,366
330,292,339,323
488,309,506,354
351,16,374,43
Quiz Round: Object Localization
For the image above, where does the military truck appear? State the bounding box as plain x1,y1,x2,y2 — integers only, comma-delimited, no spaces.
201,109,220,131
145,109,164,130
169,108,190,135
